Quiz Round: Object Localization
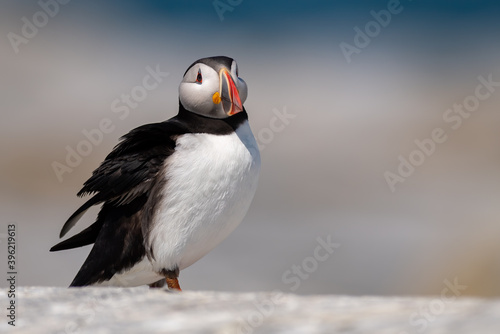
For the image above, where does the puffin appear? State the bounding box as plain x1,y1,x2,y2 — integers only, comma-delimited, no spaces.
50,56,261,290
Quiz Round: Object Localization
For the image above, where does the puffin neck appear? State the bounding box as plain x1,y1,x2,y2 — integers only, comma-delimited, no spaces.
177,102,248,135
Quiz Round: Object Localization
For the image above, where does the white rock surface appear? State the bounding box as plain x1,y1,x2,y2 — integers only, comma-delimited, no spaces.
1,287,499,333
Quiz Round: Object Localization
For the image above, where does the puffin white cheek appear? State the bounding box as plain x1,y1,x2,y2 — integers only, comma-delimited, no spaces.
179,83,213,114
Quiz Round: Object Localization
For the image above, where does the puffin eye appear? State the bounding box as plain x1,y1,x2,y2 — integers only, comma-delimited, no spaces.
196,69,202,83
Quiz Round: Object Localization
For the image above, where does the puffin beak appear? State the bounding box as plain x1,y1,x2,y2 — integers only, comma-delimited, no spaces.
219,68,243,116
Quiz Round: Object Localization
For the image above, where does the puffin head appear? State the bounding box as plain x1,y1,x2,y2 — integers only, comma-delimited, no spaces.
179,56,248,119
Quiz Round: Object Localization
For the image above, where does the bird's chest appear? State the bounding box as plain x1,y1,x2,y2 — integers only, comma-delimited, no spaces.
150,122,260,270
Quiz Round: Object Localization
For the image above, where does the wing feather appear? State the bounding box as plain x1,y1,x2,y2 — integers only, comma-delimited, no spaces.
53,120,185,241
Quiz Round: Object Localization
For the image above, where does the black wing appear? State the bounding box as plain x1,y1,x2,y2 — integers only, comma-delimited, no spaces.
51,119,186,247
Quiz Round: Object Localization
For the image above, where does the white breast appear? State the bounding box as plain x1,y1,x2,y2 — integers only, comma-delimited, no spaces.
149,120,261,273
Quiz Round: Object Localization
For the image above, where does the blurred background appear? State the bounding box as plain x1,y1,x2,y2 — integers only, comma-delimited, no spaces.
1,0,500,297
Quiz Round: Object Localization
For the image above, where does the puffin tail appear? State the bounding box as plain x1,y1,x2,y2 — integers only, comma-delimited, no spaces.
50,220,102,252
59,195,102,238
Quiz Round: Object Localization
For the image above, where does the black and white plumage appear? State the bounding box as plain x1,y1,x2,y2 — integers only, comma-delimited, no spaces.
50,56,261,289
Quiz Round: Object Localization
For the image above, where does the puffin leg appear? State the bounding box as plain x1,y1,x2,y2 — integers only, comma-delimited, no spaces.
161,268,181,291
166,277,182,291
